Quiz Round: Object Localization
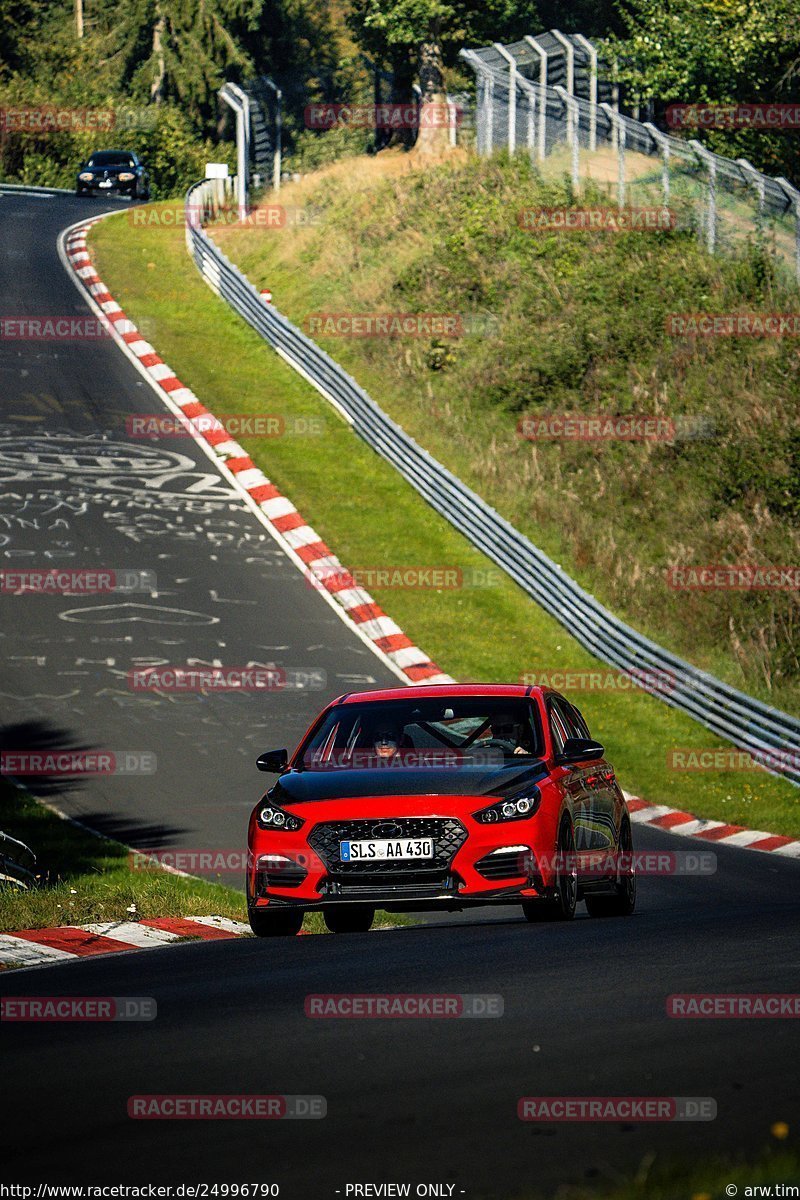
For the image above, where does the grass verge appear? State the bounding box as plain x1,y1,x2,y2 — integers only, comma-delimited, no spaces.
87,198,800,837
520,1143,798,1200
216,151,800,717
0,782,408,936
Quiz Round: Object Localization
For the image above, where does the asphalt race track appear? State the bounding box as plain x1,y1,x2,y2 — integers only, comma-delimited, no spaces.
0,190,398,866
2,192,799,1197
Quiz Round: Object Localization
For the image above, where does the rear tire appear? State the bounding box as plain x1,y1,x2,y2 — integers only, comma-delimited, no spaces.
585,820,636,918
323,905,375,934
248,907,304,937
522,817,577,922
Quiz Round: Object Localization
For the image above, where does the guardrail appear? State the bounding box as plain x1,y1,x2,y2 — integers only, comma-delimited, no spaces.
0,830,37,889
185,178,800,785
0,182,72,195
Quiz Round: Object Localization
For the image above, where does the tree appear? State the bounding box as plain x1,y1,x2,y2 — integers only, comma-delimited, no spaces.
347,0,540,100
101,0,262,133
0,0,42,80
609,0,800,179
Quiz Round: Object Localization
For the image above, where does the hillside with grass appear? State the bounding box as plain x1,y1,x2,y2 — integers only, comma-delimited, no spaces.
212,151,800,717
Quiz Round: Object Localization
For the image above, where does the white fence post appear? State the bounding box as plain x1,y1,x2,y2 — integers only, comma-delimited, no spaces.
600,103,626,206
776,177,800,283
516,76,538,159
737,158,766,240
550,30,574,95
573,33,597,152
554,86,579,191
644,122,671,208
690,140,717,254
493,43,518,155
523,35,548,162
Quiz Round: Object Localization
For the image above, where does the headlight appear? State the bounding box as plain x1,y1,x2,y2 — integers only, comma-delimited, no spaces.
118,172,135,182
79,172,93,181
257,804,304,832
474,787,541,824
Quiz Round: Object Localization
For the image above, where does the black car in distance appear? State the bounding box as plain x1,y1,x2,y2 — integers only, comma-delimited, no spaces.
76,150,150,199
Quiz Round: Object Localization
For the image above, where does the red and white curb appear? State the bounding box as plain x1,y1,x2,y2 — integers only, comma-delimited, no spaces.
0,915,252,970
624,793,800,858
61,221,452,688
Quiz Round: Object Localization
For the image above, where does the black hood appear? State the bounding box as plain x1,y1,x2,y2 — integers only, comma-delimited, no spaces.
268,761,549,805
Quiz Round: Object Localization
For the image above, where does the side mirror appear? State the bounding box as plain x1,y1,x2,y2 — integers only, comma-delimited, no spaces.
557,737,604,765
256,748,289,773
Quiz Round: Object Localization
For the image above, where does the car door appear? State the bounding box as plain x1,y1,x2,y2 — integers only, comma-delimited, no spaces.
545,695,592,862
557,696,618,855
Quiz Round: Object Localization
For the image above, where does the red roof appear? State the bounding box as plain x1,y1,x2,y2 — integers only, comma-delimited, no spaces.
335,683,541,705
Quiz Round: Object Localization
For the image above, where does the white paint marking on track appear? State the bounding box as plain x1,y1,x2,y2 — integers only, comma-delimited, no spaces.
80,921,184,947
0,935,75,966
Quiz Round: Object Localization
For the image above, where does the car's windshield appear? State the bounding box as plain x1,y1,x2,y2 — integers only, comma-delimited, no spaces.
297,697,542,771
87,152,135,167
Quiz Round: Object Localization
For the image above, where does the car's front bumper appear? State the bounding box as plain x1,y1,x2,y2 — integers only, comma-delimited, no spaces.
248,813,560,912
78,180,136,195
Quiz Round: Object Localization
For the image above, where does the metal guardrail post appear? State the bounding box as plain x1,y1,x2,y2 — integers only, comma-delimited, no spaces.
523,36,548,162
493,42,518,155
0,830,37,889
554,86,579,191
690,140,717,254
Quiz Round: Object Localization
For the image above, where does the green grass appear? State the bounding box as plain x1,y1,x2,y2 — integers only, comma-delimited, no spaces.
215,152,800,718
517,1144,799,1200
88,196,800,837
0,782,406,936
0,779,247,935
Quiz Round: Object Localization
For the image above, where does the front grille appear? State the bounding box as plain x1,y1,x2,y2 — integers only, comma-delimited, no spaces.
320,874,453,898
308,817,467,878
475,848,531,881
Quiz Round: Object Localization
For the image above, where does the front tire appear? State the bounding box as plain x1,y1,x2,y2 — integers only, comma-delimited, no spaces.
585,819,636,918
248,907,304,937
522,817,577,922
323,905,375,934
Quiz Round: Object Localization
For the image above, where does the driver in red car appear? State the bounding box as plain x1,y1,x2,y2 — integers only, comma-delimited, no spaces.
374,729,401,760
484,717,535,756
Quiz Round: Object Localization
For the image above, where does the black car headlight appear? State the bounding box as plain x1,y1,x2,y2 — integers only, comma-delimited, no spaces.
257,803,304,832
474,787,541,824
118,172,135,182
78,172,93,182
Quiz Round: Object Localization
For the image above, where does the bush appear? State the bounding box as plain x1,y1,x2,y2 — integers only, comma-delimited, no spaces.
0,83,233,198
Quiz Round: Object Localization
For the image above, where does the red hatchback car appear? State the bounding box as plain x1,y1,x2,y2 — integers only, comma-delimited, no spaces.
246,684,636,935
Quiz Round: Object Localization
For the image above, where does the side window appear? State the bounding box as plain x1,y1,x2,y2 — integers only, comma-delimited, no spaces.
551,696,580,742
547,700,569,755
563,699,591,740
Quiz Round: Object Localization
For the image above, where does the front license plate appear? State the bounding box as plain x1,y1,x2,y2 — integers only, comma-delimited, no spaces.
340,838,434,862
98,180,112,188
